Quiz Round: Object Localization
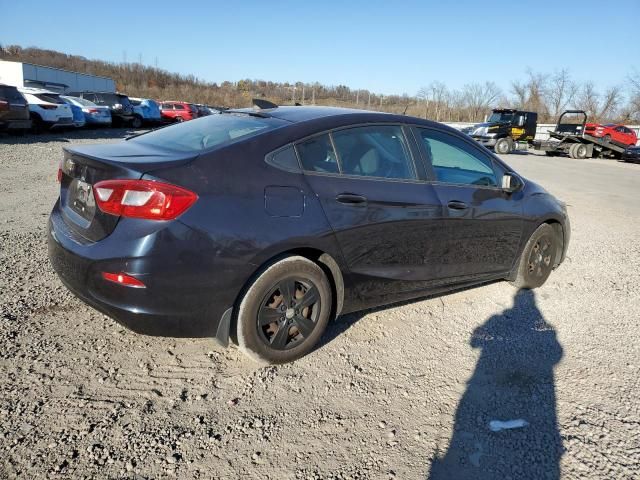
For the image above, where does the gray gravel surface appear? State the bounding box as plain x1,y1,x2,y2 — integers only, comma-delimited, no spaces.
1,131,639,479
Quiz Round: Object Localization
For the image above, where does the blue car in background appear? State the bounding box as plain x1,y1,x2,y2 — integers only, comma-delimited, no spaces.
59,97,85,128
129,97,162,127
61,96,112,127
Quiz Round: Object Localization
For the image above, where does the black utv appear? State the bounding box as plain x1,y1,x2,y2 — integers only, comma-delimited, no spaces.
462,109,538,154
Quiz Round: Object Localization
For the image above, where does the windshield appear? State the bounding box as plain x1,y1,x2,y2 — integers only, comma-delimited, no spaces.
487,112,514,123
130,113,288,152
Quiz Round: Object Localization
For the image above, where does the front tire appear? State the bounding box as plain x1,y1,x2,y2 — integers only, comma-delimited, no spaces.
511,223,558,289
236,256,332,364
494,138,511,155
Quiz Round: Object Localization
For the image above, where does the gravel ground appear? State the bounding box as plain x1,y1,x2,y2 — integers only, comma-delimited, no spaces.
1,130,639,479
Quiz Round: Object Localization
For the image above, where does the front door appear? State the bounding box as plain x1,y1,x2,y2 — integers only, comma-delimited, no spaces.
414,127,524,280
296,125,443,305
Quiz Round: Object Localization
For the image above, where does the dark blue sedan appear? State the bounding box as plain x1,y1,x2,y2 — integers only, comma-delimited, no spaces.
48,104,570,363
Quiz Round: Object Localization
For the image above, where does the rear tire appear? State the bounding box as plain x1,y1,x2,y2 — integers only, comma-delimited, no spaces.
603,134,611,143
131,115,143,129
236,256,332,364
495,138,511,155
511,223,558,289
573,143,588,159
175,116,184,123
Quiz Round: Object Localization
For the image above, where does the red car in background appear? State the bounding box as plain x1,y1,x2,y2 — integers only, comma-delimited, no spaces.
584,123,638,147
159,101,198,123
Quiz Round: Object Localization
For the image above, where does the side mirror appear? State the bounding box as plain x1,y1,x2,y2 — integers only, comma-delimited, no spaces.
502,173,523,193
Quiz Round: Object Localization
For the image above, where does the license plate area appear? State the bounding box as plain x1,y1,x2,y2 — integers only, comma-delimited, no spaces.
70,179,96,221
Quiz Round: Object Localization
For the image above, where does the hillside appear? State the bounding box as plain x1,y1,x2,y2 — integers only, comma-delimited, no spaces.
1,44,638,123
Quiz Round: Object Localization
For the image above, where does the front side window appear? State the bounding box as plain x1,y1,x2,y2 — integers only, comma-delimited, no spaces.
418,129,498,187
332,125,415,180
296,134,339,174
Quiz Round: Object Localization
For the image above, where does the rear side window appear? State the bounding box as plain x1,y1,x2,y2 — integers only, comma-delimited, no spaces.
332,125,415,180
296,134,339,174
0,86,25,103
418,129,498,187
175,104,185,110
131,113,287,152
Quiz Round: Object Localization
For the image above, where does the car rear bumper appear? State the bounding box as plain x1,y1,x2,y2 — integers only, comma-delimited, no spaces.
47,203,248,340
85,116,112,125
0,119,32,130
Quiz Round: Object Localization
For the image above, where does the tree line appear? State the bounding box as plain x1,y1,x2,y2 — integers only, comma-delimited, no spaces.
2,45,638,124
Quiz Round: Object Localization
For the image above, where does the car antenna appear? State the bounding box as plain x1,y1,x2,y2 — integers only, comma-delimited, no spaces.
252,98,278,110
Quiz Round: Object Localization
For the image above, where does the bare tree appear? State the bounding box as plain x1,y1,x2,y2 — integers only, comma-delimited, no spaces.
462,82,502,121
547,69,578,119
576,82,600,120
597,86,622,120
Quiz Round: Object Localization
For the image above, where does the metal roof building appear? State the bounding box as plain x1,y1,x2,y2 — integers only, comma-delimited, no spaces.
0,60,115,93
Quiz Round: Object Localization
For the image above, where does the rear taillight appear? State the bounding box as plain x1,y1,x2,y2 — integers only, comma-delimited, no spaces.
87,108,99,113
101,272,146,288
0,100,8,111
57,159,63,183
93,179,198,220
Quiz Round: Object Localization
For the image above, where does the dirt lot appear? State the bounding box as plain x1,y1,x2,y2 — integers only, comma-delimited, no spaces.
1,130,639,479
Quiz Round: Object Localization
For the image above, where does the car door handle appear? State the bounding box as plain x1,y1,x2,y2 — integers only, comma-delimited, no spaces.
336,193,368,205
447,200,468,210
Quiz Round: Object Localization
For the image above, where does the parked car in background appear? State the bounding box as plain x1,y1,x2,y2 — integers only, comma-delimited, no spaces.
67,92,134,127
584,123,638,147
621,146,640,163
60,97,86,128
195,104,212,117
61,96,112,126
48,105,571,364
129,97,162,127
0,83,31,134
160,101,198,122
19,87,73,131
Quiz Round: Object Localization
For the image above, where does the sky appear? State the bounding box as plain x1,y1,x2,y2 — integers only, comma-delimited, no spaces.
1,0,638,97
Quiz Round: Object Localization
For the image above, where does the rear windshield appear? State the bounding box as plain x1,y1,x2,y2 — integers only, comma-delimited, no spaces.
64,96,96,107
130,113,288,153
35,93,64,104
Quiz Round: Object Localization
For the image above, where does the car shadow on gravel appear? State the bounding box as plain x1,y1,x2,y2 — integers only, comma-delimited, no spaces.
427,289,563,480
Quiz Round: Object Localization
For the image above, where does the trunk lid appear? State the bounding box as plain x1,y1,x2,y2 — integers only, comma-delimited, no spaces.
59,141,198,242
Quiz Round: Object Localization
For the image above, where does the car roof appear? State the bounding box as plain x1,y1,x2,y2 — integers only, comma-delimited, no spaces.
230,105,443,128
18,86,59,95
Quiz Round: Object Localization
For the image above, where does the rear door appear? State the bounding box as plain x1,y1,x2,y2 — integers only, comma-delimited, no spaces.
297,124,444,301
413,127,523,279
0,86,29,122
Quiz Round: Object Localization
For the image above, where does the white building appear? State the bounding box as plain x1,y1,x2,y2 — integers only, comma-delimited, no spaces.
0,60,115,93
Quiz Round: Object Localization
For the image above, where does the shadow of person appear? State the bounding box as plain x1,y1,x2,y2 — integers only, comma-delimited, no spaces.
428,289,564,480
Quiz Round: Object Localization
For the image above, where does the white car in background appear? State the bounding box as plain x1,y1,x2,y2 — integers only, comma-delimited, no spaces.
18,87,73,131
